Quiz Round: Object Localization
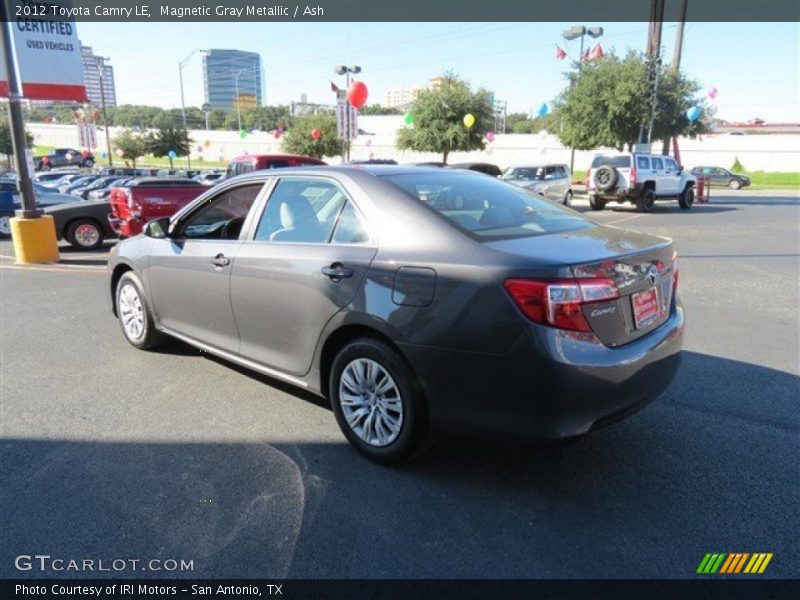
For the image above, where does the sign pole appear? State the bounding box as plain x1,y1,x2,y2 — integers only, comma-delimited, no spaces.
0,11,39,218
96,58,113,167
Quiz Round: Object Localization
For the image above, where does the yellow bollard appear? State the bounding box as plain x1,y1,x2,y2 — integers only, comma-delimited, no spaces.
10,215,60,264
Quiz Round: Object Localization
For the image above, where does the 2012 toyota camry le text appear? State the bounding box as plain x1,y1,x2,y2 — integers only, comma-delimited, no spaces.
108,166,684,463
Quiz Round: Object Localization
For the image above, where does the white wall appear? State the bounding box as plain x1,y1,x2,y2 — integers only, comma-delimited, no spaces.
27,121,800,172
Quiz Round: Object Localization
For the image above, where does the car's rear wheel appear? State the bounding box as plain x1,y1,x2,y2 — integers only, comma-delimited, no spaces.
729,179,742,190
0,211,13,239
679,186,695,210
330,337,428,464
115,272,165,350
563,189,573,207
82,158,95,168
589,195,606,211
66,218,104,250
636,189,656,212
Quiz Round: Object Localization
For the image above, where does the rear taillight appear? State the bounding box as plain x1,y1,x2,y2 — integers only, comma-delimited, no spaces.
630,166,637,184
504,278,619,332
672,253,679,295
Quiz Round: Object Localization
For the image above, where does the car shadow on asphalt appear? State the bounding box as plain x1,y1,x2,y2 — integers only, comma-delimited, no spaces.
4,351,794,578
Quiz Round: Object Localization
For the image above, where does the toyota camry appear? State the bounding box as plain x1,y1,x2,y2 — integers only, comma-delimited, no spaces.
108,166,684,463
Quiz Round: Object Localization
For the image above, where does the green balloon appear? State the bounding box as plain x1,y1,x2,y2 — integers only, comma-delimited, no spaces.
239,129,247,139
403,112,414,125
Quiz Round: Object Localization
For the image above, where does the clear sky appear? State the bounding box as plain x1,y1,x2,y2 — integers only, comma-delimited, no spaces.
76,21,800,122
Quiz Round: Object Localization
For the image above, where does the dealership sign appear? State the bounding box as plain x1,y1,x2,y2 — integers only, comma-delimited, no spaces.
0,1,87,101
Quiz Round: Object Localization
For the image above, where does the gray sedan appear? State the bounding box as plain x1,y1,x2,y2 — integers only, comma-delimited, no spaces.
108,166,684,463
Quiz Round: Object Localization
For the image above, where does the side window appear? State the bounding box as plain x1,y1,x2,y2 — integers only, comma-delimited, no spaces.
556,166,568,179
665,158,677,170
331,201,370,244
179,183,263,240
267,160,290,169
544,167,556,180
651,157,664,170
637,156,650,169
254,178,346,243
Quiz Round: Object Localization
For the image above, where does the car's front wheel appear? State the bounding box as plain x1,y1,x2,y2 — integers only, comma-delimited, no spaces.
115,272,165,350
563,189,573,207
679,186,695,210
0,211,13,239
729,179,742,190
330,337,428,464
82,158,95,168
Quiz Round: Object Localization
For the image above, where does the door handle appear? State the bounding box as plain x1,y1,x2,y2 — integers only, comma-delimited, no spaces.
321,263,353,280
210,253,230,268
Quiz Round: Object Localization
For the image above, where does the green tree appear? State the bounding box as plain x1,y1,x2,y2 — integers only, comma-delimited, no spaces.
361,104,402,116
144,127,191,168
550,51,712,151
113,129,148,167
0,117,34,167
396,74,493,163
208,108,227,129
281,113,340,160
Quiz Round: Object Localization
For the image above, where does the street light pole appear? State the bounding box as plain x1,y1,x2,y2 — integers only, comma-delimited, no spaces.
0,16,38,218
96,57,113,167
178,49,207,169
233,68,248,132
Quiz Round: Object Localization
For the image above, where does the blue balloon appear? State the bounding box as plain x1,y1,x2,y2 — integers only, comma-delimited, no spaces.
686,106,701,122
167,150,177,159
537,103,549,118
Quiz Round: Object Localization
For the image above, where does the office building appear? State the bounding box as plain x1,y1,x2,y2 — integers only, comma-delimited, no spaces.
202,49,263,112
81,45,117,107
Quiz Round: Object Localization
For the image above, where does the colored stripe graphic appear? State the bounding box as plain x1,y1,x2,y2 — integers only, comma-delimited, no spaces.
702,552,774,575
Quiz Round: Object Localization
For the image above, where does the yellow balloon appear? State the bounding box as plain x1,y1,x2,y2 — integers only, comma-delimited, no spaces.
463,114,475,128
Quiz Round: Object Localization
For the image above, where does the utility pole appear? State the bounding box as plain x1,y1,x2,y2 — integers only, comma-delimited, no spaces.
178,49,207,169
664,0,689,155
0,14,38,218
641,0,665,145
334,65,361,163
96,57,113,167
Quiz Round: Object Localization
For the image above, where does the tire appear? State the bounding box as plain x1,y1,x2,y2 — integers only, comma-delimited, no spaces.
636,188,656,212
66,218,104,250
563,189,573,207
329,337,429,464
593,166,617,191
679,186,695,210
115,271,165,350
82,158,95,169
0,211,13,239
729,179,742,190
589,195,606,211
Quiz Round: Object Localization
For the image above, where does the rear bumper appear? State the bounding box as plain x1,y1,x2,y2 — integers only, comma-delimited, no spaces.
400,302,684,440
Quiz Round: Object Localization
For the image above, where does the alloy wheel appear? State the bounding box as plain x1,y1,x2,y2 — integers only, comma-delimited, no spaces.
74,223,100,247
118,283,145,341
339,358,403,447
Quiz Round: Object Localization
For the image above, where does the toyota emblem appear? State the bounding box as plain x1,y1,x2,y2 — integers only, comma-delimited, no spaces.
647,265,659,285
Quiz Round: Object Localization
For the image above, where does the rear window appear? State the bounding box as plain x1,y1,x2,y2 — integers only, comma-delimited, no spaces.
591,155,631,169
383,172,592,241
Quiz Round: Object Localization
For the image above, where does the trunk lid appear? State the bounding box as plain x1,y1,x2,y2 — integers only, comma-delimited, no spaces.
489,225,677,347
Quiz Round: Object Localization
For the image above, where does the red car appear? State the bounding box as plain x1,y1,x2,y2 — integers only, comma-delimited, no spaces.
225,154,326,177
108,178,206,238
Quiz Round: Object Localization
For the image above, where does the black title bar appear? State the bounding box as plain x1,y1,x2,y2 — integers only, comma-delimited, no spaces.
7,0,800,22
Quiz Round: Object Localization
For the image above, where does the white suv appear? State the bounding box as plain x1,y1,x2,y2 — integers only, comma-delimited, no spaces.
587,152,696,212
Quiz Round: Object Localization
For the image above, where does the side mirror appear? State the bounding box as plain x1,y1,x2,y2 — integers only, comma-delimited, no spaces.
677,166,683,175
143,217,171,239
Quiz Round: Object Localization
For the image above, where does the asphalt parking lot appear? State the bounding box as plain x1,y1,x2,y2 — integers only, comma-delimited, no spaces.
1,192,798,579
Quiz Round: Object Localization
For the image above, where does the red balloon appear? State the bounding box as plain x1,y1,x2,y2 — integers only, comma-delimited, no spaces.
347,81,369,109
311,128,322,140
274,130,282,139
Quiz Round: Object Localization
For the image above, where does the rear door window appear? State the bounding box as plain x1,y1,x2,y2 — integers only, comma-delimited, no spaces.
331,201,370,244
254,178,347,243
651,157,664,170
637,156,651,169
665,158,678,170
591,155,631,169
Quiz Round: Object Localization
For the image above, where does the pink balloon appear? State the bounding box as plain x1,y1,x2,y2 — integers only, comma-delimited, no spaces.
486,130,495,143
708,87,718,99
196,145,203,153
